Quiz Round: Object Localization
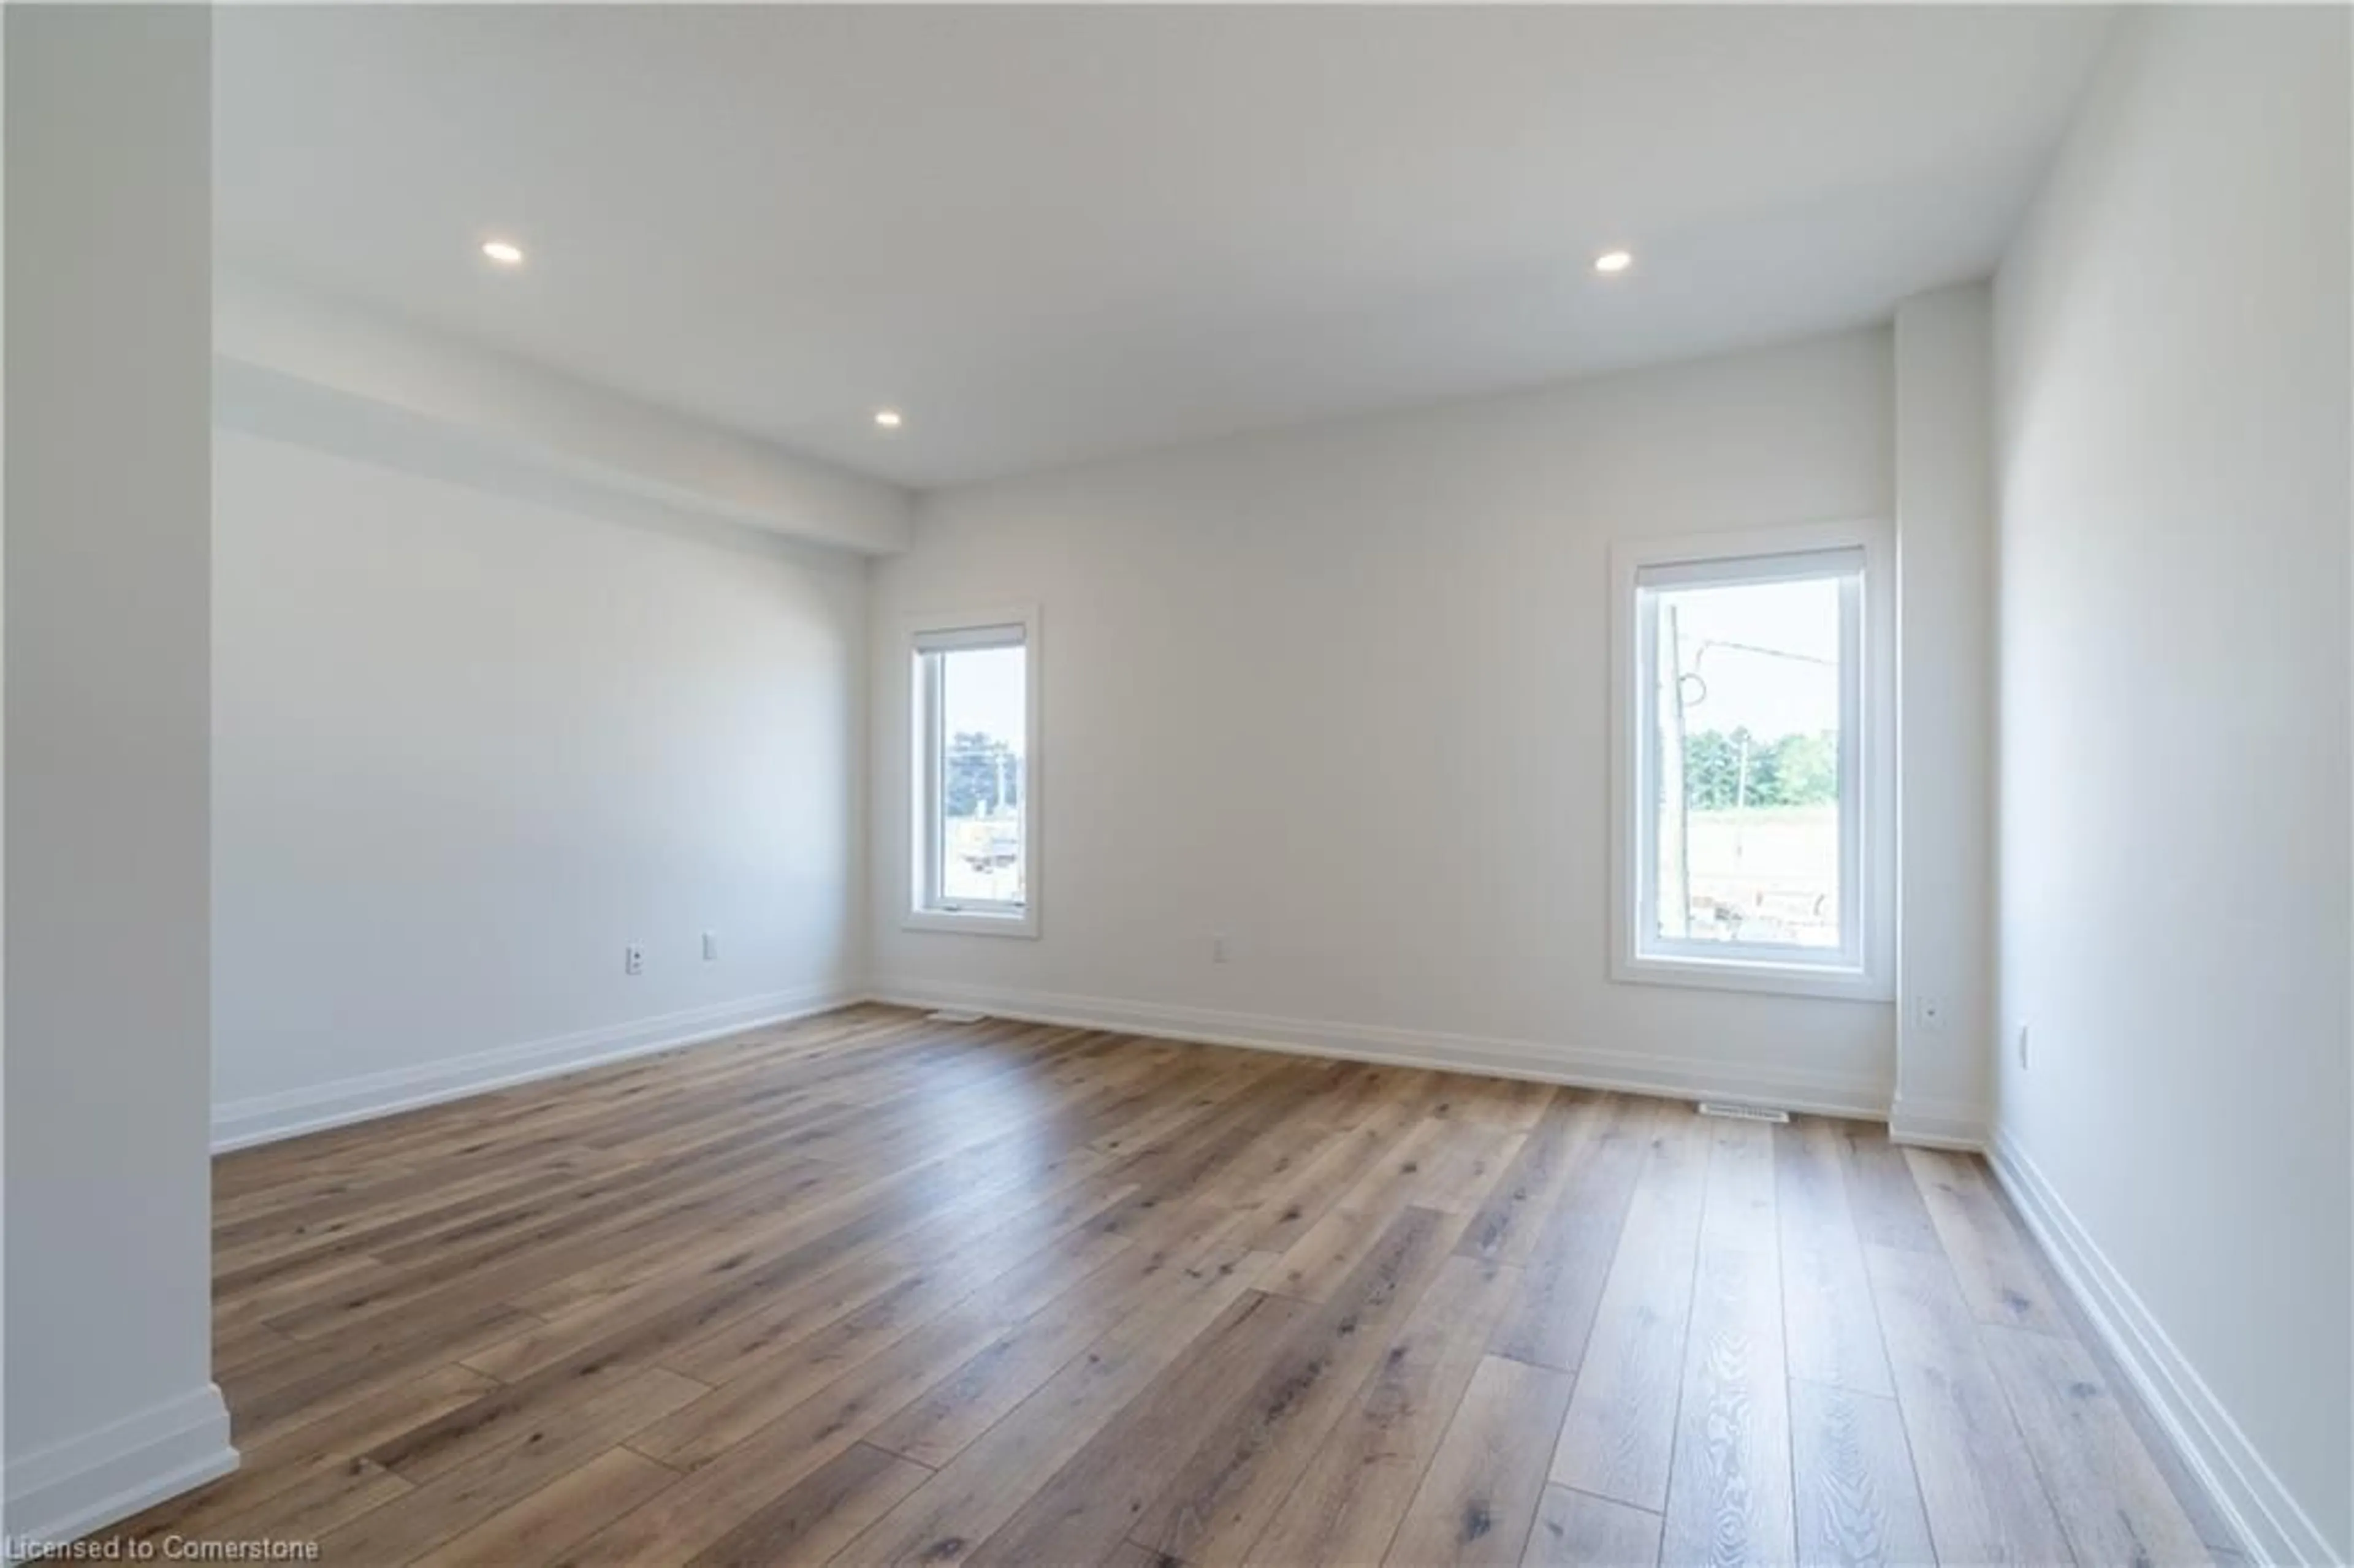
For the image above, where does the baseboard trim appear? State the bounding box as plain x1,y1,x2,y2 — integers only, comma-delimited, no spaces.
1989,1130,2334,1566
1887,1092,1989,1150
866,978,1891,1119
211,981,861,1151
3,1383,237,1551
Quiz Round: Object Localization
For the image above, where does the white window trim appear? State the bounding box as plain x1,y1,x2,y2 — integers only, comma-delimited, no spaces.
904,604,1041,939
1607,521,1895,1002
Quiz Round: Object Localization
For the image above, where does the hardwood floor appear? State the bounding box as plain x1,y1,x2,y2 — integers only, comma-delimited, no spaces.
112,1005,2238,1566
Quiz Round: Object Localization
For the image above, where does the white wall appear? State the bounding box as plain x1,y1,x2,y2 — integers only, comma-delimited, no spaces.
2,1,12,1503
4,6,232,1542
1892,285,1996,1145
210,415,870,1146
216,280,913,558
870,330,1903,1111
1992,8,2352,1561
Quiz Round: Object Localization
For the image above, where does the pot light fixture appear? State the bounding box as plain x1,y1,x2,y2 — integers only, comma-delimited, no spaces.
1593,249,1634,275
874,409,904,430
481,239,525,266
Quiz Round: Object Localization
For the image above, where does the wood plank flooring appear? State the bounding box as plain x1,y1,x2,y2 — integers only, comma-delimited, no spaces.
110,1005,2238,1566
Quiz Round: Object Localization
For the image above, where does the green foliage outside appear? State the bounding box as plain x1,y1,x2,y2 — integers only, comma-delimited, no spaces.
1681,728,1838,811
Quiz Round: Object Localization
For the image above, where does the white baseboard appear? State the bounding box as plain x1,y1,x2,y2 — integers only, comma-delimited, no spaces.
1887,1092,1989,1150
3,1383,237,1553
1990,1130,2334,1566
866,978,1891,1119
211,981,861,1151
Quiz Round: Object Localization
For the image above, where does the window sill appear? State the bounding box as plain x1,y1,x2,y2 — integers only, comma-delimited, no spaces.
1614,951,1890,1003
904,907,1039,939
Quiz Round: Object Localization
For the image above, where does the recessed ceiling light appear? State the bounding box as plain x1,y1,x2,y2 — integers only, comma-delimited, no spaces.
1593,249,1634,275
874,409,904,430
481,240,525,266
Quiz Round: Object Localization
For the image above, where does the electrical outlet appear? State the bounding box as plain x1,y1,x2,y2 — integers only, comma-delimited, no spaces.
1211,932,1229,964
701,932,718,962
624,944,644,976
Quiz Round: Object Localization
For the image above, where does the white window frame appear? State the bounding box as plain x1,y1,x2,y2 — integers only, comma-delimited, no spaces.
1609,522,1894,1002
904,606,1041,938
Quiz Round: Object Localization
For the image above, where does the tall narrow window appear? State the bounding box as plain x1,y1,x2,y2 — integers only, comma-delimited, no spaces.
908,612,1038,935
1615,532,1889,997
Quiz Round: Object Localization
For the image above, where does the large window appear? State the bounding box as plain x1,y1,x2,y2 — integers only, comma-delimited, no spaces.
908,611,1038,936
1613,528,1890,998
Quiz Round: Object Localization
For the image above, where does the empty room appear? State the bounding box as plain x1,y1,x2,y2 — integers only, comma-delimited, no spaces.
3,3,2348,1565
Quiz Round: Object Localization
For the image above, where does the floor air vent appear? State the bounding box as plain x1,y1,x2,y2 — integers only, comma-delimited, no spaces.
1696,1102,1791,1124
926,1009,986,1024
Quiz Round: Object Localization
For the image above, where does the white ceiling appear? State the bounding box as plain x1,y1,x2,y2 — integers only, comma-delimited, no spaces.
216,6,2114,490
